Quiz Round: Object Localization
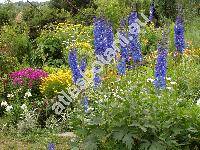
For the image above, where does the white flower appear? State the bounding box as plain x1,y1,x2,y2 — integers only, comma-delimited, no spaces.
5,105,13,112
147,78,154,83
166,87,173,90
20,104,27,110
170,81,177,85
166,77,172,81
7,94,14,98
24,90,32,98
197,99,200,106
1,101,8,107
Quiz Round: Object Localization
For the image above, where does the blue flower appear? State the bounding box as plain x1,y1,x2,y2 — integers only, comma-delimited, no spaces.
48,143,55,150
83,96,89,113
117,58,126,76
93,17,107,56
128,11,143,62
80,57,87,73
117,21,129,75
149,1,155,22
93,70,101,88
68,50,83,83
174,16,185,53
154,43,168,89
106,22,114,49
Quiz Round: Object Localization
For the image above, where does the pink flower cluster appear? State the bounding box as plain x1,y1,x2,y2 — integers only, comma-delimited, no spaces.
10,68,48,87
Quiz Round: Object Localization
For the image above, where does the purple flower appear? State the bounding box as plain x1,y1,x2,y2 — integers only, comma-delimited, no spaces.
154,29,168,89
128,11,143,62
9,68,48,88
48,143,55,150
68,50,83,83
83,96,89,113
79,57,87,73
94,17,107,56
93,71,101,88
117,58,126,76
117,21,129,76
93,17,114,87
174,16,185,53
149,1,155,22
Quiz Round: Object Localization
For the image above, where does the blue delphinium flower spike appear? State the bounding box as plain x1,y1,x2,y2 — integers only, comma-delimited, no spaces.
94,17,107,56
117,58,126,76
117,20,129,75
68,50,83,83
149,1,155,22
106,22,114,49
93,72,101,87
83,96,89,113
48,143,55,150
80,57,87,73
128,11,143,62
154,44,168,89
174,16,185,53
154,27,170,89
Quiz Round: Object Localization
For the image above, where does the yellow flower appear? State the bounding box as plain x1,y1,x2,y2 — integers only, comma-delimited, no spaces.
40,69,73,97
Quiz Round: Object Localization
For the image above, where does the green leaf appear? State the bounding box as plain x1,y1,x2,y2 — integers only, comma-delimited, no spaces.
113,130,126,141
122,133,134,150
149,141,166,150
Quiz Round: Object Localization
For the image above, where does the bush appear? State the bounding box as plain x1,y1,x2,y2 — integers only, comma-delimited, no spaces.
68,56,200,149
0,54,20,77
0,23,32,63
34,22,94,67
140,23,162,55
40,68,72,98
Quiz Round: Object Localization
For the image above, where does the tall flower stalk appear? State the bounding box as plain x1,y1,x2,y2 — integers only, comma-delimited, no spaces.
149,0,155,22
93,17,114,87
68,50,83,84
93,17,108,56
117,20,129,75
174,16,185,53
154,25,170,89
128,11,143,63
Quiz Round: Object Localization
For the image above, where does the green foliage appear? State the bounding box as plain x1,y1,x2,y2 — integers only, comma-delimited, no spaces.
0,23,32,63
0,54,20,77
49,0,92,15
33,26,66,67
74,7,96,25
69,56,200,149
154,0,177,21
140,23,162,55
94,0,132,29
0,2,17,26
34,22,94,67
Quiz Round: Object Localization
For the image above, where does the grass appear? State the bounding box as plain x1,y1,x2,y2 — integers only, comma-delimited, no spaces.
0,118,70,150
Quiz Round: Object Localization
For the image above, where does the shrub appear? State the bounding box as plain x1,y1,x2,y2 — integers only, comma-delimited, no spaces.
68,57,200,149
0,54,20,77
40,68,72,98
0,23,32,63
140,23,162,55
34,22,94,67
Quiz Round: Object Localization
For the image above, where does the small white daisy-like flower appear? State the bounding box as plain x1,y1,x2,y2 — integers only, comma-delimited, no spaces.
147,78,154,83
166,77,172,81
197,99,200,106
5,105,13,112
7,94,14,98
20,104,27,110
166,87,173,90
24,90,32,98
1,101,8,107
170,81,177,85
